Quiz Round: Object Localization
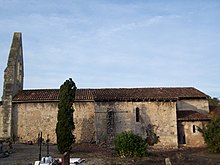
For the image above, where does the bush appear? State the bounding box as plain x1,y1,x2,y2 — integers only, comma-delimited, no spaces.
199,115,220,153
114,131,148,157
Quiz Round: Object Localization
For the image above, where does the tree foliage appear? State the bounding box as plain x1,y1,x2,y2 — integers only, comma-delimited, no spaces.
56,78,76,153
114,131,148,157
199,115,220,153
208,97,220,106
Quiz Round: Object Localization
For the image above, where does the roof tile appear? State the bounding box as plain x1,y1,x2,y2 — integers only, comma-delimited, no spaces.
12,87,207,102
177,110,210,121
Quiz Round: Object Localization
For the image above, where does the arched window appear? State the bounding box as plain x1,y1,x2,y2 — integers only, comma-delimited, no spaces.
136,108,140,122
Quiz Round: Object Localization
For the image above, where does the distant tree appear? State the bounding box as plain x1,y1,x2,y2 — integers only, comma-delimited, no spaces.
56,78,77,153
208,97,220,106
198,115,220,153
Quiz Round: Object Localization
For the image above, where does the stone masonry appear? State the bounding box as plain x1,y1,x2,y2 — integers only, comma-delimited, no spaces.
0,32,23,139
95,101,178,148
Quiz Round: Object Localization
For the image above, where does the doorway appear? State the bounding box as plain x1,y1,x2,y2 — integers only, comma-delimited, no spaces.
177,123,186,144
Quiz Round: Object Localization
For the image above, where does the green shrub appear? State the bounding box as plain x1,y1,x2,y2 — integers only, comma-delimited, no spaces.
199,115,220,153
114,131,148,157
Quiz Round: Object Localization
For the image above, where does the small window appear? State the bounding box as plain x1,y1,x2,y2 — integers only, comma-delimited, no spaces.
136,108,140,122
193,125,196,133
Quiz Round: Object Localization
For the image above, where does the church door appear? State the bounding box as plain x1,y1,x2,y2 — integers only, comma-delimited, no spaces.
177,123,186,144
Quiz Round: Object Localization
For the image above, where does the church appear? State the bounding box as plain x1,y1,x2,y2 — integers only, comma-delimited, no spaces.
0,32,211,148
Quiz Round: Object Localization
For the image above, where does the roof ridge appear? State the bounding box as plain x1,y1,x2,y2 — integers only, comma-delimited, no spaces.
21,87,197,91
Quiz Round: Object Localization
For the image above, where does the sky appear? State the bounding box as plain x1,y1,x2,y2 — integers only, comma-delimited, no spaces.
0,0,220,98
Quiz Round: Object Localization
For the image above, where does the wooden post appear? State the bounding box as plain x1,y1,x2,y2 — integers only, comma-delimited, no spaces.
62,152,70,165
0,140,3,154
38,132,42,161
46,134,50,156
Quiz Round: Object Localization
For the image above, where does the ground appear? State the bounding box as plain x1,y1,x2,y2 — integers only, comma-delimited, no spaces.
0,143,220,165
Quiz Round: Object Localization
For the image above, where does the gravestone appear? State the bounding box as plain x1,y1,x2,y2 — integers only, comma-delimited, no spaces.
165,157,172,165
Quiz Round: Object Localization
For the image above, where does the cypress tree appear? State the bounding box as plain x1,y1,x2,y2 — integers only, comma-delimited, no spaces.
56,78,76,153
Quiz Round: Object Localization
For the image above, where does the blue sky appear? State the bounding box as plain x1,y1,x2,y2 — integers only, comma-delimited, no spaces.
0,0,220,98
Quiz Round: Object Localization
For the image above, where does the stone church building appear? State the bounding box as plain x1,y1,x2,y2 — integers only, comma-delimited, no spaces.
0,33,211,148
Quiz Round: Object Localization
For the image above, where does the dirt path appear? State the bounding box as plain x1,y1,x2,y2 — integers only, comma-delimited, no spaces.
0,143,220,165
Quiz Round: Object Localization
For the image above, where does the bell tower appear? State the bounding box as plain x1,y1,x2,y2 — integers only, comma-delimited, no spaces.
0,32,24,139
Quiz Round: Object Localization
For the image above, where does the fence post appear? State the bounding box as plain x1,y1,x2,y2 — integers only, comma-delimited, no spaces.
62,152,70,165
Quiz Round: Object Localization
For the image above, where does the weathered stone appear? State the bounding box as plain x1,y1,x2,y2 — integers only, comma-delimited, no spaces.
95,101,178,148
178,121,208,147
0,32,23,139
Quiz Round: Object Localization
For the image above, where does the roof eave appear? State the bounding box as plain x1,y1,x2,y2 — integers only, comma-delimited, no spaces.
178,96,207,100
12,99,94,103
94,98,177,102
177,118,210,121
12,100,59,103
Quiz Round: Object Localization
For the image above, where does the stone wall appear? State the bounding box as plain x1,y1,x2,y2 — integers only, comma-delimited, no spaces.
74,101,95,143
12,102,58,143
179,121,208,147
11,98,207,148
0,104,2,137
177,99,209,114
12,101,95,144
95,101,178,148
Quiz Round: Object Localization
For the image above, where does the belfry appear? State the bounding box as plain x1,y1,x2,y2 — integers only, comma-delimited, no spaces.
0,32,24,139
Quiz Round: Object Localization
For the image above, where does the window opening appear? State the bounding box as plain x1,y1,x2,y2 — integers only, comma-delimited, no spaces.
193,125,196,133
136,108,140,122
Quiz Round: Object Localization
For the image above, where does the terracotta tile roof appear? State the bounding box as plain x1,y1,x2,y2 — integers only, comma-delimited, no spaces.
177,110,210,121
91,87,207,101
12,87,207,102
209,106,220,115
75,89,94,100
12,89,94,102
13,89,59,102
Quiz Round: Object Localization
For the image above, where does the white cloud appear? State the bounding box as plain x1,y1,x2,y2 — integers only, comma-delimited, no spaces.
0,0,220,98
